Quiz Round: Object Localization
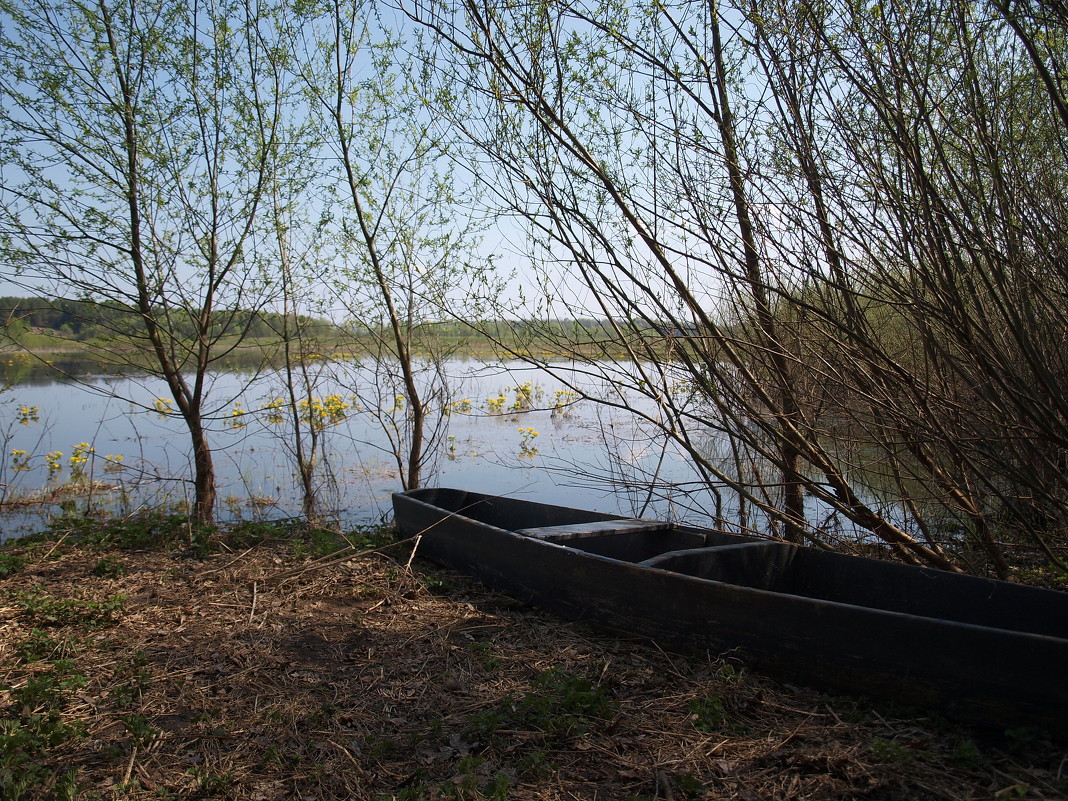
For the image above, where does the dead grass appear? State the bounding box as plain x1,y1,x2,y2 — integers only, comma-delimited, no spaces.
1,531,1065,800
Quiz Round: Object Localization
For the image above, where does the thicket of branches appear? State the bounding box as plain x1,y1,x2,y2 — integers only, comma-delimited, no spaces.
408,0,1068,575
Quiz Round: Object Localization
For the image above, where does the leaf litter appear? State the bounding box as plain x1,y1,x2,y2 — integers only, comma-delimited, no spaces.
0,529,1065,800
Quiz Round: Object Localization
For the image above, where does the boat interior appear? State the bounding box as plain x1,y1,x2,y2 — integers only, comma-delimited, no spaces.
520,521,1067,636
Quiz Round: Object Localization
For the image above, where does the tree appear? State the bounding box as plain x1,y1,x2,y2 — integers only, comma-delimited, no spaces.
0,0,285,522
408,0,1068,573
282,0,495,491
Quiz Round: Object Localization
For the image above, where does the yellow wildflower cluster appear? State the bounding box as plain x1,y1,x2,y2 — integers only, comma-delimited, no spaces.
299,394,352,430
228,403,248,430
153,398,173,418
103,455,125,473
17,405,39,425
553,390,576,409
512,382,541,412
70,442,94,482
260,397,286,425
518,426,539,457
46,450,63,480
10,449,30,471
447,398,473,416
485,392,508,415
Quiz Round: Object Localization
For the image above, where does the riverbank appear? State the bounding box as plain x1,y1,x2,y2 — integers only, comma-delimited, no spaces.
1,518,1064,800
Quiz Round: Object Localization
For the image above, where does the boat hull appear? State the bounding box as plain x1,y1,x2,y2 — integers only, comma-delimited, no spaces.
393,487,1068,735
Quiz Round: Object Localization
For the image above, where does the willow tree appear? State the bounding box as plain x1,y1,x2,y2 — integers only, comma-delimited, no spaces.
409,0,1068,574
0,0,285,522
281,0,495,491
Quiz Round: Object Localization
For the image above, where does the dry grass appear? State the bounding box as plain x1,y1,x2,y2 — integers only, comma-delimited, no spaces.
1,529,1065,800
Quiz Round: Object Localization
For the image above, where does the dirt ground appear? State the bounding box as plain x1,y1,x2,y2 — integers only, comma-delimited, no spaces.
1,525,1065,800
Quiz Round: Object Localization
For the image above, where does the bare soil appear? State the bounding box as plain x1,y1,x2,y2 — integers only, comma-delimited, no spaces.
1,530,1065,800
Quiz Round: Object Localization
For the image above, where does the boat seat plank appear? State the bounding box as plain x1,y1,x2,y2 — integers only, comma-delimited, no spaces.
640,542,774,568
516,520,669,538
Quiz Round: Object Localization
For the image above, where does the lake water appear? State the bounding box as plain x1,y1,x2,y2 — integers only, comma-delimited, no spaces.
0,356,860,542
0,358,723,540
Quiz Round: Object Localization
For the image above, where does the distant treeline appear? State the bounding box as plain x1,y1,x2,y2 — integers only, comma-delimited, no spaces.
0,296,335,342
0,295,631,351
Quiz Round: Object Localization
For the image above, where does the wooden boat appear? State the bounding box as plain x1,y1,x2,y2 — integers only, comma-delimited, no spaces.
393,487,1068,735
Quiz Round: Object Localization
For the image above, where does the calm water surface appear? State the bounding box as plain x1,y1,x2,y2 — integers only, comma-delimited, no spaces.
1,358,727,540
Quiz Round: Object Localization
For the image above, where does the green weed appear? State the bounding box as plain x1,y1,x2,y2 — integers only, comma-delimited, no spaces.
515,667,616,737
515,749,557,781
868,736,914,763
346,523,397,550
0,551,27,578
15,629,77,662
41,511,220,558
91,554,127,578
288,526,351,560
14,586,126,627
689,694,727,732
951,739,984,768
463,666,616,748
0,666,88,798
109,651,152,709
122,714,161,747
673,772,707,799
467,641,502,670
387,757,509,801
187,766,234,794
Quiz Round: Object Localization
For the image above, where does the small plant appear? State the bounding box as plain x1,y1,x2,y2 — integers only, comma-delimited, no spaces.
15,629,76,663
187,766,235,794
516,749,557,781
512,381,541,411
228,403,248,429
54,511,196,550
0,666,88,796
122,714,161,747
485,391,507,414
91,555,128,578
951,738,984,767
0,550,27,578
467,666,617,747
288,526,350,560
551,389,576,416
152,397,173,418
689,694,727,732
68,442,94,483
467,641,502,670
260,396,286,424
447,398,473,415
435,756,509,801
517,427,539,457
868,736,914,764
672,772,708,800
10,448,30,471
16,586,126,628
45,450,63,481
297,393,352,430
